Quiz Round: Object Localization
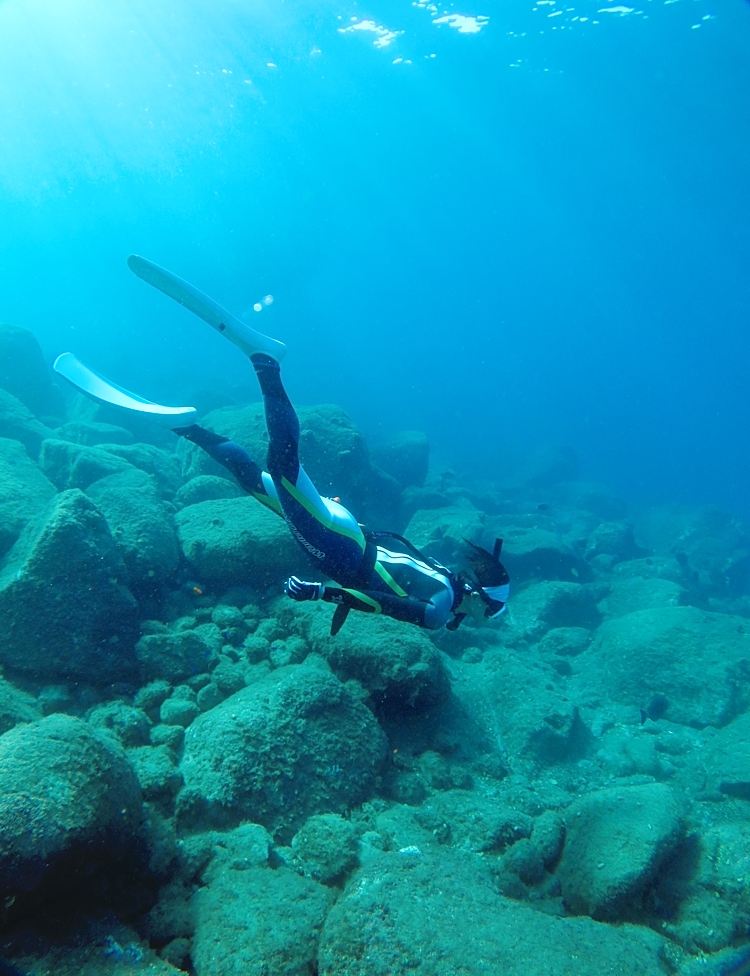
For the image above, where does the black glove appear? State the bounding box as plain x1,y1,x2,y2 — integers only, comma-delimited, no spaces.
285,576,324,602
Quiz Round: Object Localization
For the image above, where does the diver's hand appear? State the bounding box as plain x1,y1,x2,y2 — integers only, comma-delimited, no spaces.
285,577,324,602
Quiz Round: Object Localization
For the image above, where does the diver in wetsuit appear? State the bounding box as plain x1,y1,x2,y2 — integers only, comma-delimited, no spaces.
54,255,510,635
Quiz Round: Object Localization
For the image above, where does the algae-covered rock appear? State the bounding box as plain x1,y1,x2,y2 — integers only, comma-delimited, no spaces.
291,813,359,884
177,657,388,839
372,430,429,489
0,436,56,558
506,580,601,643
87,702,152,747
585,521,647,565
704,711,750,799
0,676,40,734
137,623,223,683
598,577,688,617
174,474,243,509
584,606,750,727
175,496,303,590
192,860,332,976
98,442,183,498
290,603,449,708
127,745,183,802
558,782,686,920
0,714,144,905
40,437,133,490
403,504,484,568
87,468,180,589
56,420,135,446
537,626,592,657
0,322,64,419
662,823,750,953
0,489,139,682
636,504,750,596
487,513,587,583
0,389,52,456
319,849,669,975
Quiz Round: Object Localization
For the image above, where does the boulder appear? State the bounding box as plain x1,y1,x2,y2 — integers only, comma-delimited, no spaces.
0,489,139,682
598,577,688,617
177,657,388,839
173,475,243,509
704,711,750,799
87,702,152,747
127,745,183,803
0,322,64,419
0,676,40,734
550,481,628,521
585,522,648,565
636,504,750,596
175,496,304,591
537,626,592,657
487,514,587,583
98,442,183,498
372,430,429,489
403,505,485,568
506,580,601,644
55,420,135,446
39,437,132,490
582,607,750,727
515,445,579,489
192,858,331,976
661,823,750,953
319,849,669,976
291,813,359,884
136,623,223,683
0,714,144,906
0,436,56,558
0,389,52,457
281,602,449,709
86,468,180,589
558,783,686,920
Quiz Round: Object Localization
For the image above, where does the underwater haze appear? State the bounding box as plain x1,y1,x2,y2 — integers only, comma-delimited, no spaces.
1,0,749,514
5,1,750,975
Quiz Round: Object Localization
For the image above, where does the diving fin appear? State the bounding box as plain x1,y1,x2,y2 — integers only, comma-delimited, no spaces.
53,352,198,428
127,255,287,362
330,603,350,637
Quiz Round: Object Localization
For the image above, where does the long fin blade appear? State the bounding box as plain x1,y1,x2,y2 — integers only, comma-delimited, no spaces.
53,352,198,428
127,254,287,361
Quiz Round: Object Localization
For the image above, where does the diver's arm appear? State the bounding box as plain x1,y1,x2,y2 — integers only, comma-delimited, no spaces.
321,586,430,628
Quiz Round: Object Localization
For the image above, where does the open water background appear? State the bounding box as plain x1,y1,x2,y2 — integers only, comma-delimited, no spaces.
0,0,748,514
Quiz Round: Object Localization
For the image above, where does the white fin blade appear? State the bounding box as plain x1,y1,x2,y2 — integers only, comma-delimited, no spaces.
127,254,287,361
53,353,198,428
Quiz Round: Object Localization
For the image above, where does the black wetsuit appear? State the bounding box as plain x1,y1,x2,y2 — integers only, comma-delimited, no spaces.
175,355,459,630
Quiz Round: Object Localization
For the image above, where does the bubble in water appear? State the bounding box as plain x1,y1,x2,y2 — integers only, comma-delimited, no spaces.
253,302,262,312
263,294,274,305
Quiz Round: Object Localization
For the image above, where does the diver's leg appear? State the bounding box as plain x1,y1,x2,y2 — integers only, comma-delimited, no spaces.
250,354,367,583
173,423,281,516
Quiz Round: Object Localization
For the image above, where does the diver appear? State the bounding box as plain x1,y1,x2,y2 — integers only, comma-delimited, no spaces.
54,255,510,635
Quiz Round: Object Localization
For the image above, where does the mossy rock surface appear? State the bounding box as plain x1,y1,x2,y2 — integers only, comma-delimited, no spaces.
0,435,56,558
0,714,144,906
177,657,388,840
583,606,750,727
0,489,139,682
175,495,304,590
319,849,669,975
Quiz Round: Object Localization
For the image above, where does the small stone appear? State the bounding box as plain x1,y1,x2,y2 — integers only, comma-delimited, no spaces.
160,697,200,728
150,723,185,750
196,682,223,713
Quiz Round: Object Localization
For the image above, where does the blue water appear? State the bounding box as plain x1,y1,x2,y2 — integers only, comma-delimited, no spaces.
0,0,748,515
